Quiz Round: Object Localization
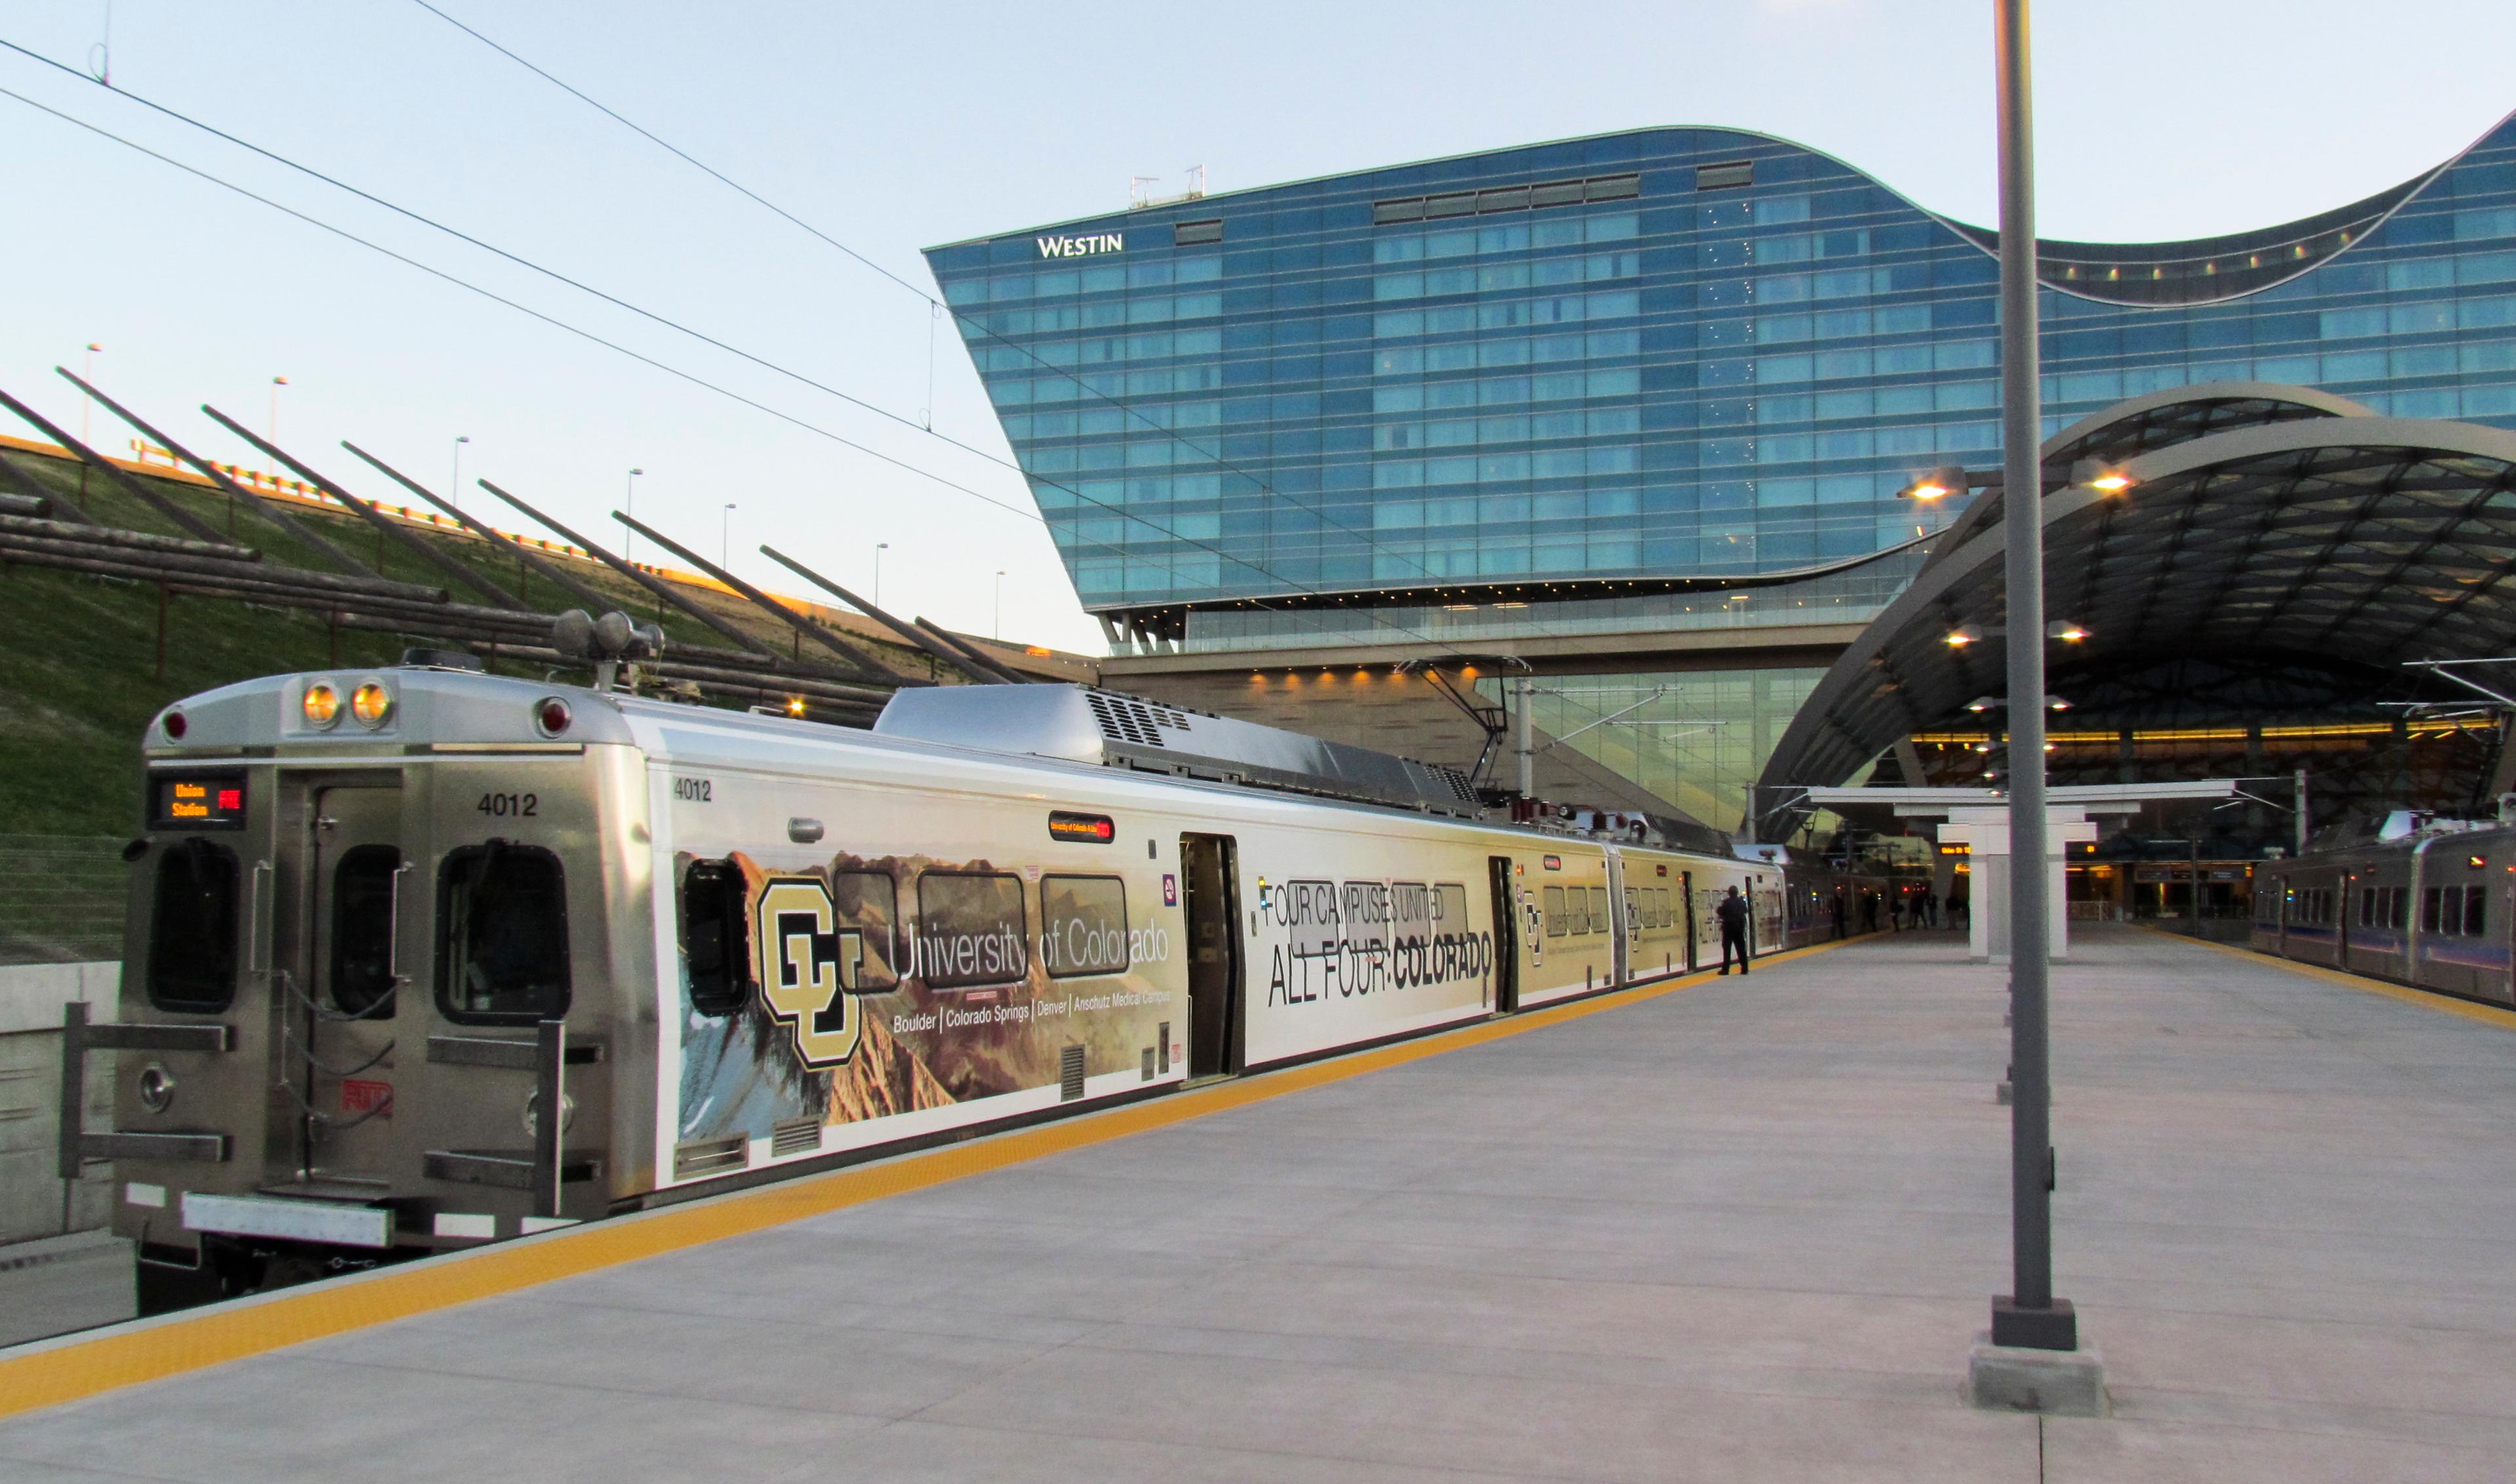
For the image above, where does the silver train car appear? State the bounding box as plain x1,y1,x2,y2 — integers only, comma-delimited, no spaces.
80,659,1805,1303
2251,824,2516,1005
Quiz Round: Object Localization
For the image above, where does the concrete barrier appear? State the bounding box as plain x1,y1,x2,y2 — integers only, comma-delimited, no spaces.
0,963,122,1247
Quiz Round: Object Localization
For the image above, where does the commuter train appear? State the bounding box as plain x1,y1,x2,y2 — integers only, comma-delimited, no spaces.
88,658,1871,1303
2251,818,2516,1006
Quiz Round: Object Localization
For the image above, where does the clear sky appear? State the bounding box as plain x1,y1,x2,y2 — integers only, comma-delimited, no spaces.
1,1,2507,653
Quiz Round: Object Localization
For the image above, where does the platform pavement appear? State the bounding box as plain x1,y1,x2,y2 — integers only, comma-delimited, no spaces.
2,926,2513,1481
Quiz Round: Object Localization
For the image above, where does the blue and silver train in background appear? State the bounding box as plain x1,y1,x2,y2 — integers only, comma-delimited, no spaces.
2251,807,2516,1006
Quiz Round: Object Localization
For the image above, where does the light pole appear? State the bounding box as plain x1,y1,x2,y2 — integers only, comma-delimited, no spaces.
624,468,643,566
267,375,289,483
1989,0,2076,1358
994,569,1006,639
874,542,889,607
451,435,470,510
721,503,737,569
80,344,100,445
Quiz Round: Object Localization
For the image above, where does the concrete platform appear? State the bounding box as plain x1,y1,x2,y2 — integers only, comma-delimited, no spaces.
3,926,2514,1480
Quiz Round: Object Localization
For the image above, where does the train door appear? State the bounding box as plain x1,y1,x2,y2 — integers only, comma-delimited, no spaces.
1179,833,1243,1079
1603,850,1631,986
290,778,407,1189
1681,871,1697,972
1487,856,1519,1013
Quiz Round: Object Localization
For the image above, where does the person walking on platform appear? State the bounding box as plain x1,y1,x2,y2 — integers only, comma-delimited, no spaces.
1717,885,1751,975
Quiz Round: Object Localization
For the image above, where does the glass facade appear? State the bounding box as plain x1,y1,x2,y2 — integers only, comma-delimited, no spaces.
922,115,2516,626
1481,668,1831,829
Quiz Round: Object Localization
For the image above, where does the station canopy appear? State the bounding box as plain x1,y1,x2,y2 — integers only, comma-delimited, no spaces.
1756,381,2516,824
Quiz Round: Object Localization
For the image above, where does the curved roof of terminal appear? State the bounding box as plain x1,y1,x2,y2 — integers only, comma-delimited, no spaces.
1753,384,2516,807
928,109,2513,311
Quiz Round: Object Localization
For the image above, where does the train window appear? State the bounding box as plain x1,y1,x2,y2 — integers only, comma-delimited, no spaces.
2465,885,2488,936
681,860,750,1016
915,872,1030,988
2391,888,2409,930
145,839,240,1012
1434,883,1470,932
2422,887,2443,934
436,842,571,1025
1342,882,1394,960
1041,875,1128,980
330,845,403,1017
1542,885,1567,937
1588,887,1609,935
833,870,900,989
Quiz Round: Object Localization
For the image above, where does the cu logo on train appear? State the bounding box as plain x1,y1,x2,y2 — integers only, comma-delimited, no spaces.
753,876,869,1067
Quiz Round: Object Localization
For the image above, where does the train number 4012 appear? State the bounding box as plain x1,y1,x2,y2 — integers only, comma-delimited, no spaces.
476,791,539,818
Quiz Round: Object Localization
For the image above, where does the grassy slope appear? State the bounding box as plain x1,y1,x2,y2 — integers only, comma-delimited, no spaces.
0,448,939,839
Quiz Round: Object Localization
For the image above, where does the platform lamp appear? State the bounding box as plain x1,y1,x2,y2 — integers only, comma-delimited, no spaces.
1897,465,1972,503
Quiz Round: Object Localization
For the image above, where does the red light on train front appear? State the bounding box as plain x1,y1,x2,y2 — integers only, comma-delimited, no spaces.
162,710,187,740
535,697,573,738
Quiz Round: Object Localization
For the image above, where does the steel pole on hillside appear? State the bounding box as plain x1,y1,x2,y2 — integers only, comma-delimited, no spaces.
1992,0,2076,1352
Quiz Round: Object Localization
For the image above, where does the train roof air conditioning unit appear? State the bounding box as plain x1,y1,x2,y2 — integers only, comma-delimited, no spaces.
874,683,1483,819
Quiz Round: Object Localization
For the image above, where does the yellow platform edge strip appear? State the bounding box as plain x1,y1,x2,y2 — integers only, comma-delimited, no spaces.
0,935,1854,1418
2133,924,2516,1031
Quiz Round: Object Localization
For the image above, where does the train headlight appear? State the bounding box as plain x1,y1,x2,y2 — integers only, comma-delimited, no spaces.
534,697,573,737
302,683,342,730
351,681,394,729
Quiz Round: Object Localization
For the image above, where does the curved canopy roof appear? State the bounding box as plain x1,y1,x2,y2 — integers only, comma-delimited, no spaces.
1757,390,2516,812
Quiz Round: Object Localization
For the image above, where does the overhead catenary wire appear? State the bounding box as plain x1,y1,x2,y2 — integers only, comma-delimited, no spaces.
383,8,1612,648
10,29,1725,712
0,76,1465,662
0,66,1512,672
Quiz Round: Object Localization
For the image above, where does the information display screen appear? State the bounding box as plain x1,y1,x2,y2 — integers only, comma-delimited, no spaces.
153,774,247,831
1046,810,1115,845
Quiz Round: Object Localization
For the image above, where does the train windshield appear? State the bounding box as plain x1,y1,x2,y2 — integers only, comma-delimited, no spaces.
436,841,571,1023
147,839,240,1012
